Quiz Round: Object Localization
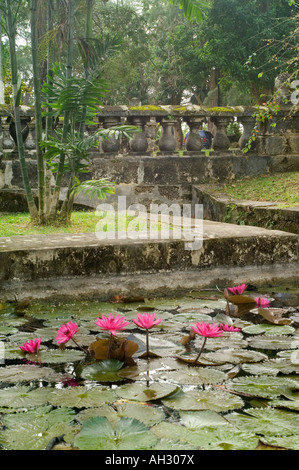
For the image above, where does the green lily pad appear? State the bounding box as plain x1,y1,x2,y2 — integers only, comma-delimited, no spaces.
153,367,228,385
242,358,299,376
242,324,295,336
116,382,180,402
151,421,258,450
116,402,165,426
248,335,296,350
0,406,78,450
48,385,117,408
225,407,299,437
226,375,299,399
260,435,299,451
204,348,267,364
0,385,51,409
179,410,230,428
162,389,244,412
76,405,120,427
74,416,158,450
80,359,126,382
0,364,66,384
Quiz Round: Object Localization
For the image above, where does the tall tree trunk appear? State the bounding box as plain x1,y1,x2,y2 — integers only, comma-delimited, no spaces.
30,0,45,223
0,9,5,104
49,0,75,220
6,0,38,219
44,0,55,219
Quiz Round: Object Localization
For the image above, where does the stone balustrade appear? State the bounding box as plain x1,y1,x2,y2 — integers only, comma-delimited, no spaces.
0,104,298,157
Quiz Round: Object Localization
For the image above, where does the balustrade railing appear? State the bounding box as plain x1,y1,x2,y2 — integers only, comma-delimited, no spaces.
0,104,298,157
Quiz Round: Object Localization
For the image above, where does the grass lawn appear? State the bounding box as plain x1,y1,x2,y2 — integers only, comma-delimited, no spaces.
223,172,299,207
0,210,173,238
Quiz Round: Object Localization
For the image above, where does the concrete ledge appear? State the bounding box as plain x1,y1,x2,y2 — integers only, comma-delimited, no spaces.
0,221,298,301
193,185,299,234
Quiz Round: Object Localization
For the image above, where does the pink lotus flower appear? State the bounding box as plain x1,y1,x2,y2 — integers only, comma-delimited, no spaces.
227,284,247,295
19,338,41,354
56,321,79,344
220,324,241,332
132,312,162,330
94,313,130,336
191,321,224,338
190,321,223,365
256,297,271,308
132,312,162,358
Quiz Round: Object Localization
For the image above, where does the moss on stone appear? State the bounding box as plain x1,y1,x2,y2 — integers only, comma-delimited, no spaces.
206,106,241,113
129,105,164,111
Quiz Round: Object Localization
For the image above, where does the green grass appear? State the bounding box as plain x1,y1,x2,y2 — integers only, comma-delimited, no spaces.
223,172,299,207
0,211,173,238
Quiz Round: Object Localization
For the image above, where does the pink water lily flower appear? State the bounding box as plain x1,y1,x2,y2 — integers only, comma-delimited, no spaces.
227,283,247,295
132,312,162,358
56,321,79,344
220,324,241,332
94,313,130,336
256,297,271,308
19,338,41,354
190,321,223,366
191,321,224,338
132,312,162,330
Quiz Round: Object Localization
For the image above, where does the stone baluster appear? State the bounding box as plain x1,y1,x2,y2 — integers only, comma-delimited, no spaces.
210,116,233,151
184,117,205,152
238,115,256,151
158,119,177,153
24,120,36,151
127,116,149,153
2,121,14,152
99,116,122,153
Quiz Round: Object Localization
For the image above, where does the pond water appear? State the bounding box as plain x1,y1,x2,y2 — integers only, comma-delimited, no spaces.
0,284,299,450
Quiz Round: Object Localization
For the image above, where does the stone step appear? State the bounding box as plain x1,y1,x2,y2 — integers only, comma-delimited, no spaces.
0,220,298,301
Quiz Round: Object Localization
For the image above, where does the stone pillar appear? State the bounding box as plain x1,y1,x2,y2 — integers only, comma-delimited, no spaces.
127,116,149,153
184,117,204,152
238,115,256,151
2,122,14,151
210,116,233,151
158,119,177,153
99,117,122,153
24,120,36,151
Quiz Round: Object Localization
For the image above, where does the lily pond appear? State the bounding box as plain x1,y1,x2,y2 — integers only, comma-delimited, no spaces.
0,285,299,451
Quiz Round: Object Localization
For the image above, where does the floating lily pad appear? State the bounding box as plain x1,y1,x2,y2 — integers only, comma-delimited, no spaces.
248,335,297,350
225,407,299,438
0,385,51,409
260,435,299,451
162,389,244,412
74,416,158,450
76,405,120,426
151,421,258,450
242,324,295,336
242,358,299,376
204,348,267,364
179,410,230,428
48,385,117,408
80,359,126,382
152,367,228,386
116,402,165,426
0,406,78,450
116,382,179,402
225,375,299,399
0,364,66,384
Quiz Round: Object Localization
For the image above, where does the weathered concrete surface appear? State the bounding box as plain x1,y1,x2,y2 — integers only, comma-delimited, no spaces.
0,220,298,301
193,185,299,234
